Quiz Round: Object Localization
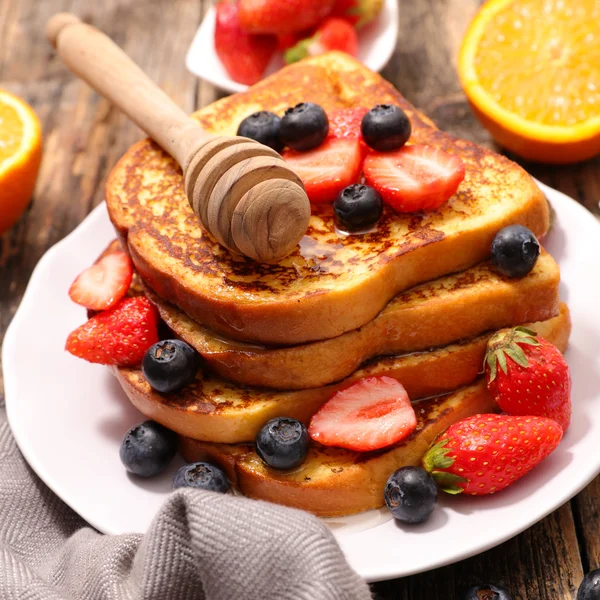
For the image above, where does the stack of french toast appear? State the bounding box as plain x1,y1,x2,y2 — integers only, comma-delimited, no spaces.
86,53,570,517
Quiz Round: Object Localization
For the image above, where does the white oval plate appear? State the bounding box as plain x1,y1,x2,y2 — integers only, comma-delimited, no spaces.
185,0,399,93
4,182,600,582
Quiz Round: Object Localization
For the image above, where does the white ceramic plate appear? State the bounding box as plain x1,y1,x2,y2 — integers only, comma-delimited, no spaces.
185,0,399,93
4,182,600,582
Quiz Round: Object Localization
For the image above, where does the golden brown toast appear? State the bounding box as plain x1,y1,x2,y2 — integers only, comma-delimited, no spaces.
179,382,497,517
148,251,560,389
106,52,549,345
115,304,570,444
178,319,571,517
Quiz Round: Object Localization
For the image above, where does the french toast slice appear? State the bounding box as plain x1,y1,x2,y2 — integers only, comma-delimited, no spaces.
148,251,560,389
178,382,496,516
116,304,570,444
178,314,570,517
106,52,549,345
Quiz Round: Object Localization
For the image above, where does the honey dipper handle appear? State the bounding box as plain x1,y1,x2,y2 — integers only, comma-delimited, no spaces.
47,13,205,166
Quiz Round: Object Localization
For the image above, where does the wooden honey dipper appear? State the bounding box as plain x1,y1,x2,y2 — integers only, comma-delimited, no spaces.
47,13,311,262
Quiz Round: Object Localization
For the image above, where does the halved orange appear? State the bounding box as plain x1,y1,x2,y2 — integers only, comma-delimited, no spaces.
0,89,42,234
459,0,600,163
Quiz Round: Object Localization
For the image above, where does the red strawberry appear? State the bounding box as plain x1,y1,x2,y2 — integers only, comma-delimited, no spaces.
282,137,362,204
485,327,572,431
363,145,466,213
215,0,277,86
331,0,384,28
309,376,417,451
423,414,563,496
327,106,370,158
239,0,335,34
276,32,306,52
69,251,133,311
285,18,358,63
66,297,159,367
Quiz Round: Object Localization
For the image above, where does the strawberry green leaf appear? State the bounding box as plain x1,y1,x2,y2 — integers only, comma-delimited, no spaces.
504,344,529,368
431,471,465,495
423,438,455,471
497,349,508,375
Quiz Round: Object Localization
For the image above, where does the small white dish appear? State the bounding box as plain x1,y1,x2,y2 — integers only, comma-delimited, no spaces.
4,182,600,582
185,0,399,93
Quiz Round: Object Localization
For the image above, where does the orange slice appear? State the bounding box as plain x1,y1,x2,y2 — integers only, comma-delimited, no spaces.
459,0,600,163
0,90,42,234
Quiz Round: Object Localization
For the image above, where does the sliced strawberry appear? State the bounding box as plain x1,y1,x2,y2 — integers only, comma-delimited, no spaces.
69,251,133,311
215,0,277,86
363,145,466,213
282,138,362,204
309,376,417,452
285,17,358,63
327,107,370,158
66,296,159,367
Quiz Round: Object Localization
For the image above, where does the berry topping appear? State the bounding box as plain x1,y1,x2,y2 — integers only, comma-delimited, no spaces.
491,225,541,278
119,420,178,477
143,339,201,394
69,250,133,311
485,327,571,431
65,296,159,367
384,466,438,524
279,102,329,151
361,104,411,152
578,569,600,600
284,18,358,64
283,137,362,204
423,414,563,496
237,111,283,153
256,417,309,470
239,0,335,35
215,0,277,86
363,145,466,212
173,462,230,493
334,184,383,232
327,106,370,157
309,376,417,452
460,584,513,600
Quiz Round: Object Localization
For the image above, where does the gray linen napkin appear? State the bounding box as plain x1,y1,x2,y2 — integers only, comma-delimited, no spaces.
0,408,372,600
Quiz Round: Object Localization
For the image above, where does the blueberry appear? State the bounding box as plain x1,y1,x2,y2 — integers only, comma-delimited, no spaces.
172,462,229,493
334,184,383,232
578,569,600,600
279,103,328,151
459,584,513,600
384,466,437,524
361,104,411,151
142,339,200,394
256,417,309,470
491,225,540,278
119,420,178,477
237,111,283,153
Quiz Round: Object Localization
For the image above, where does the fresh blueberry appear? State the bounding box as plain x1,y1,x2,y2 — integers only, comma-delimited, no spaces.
119,420,178,477
578,569,600,600
334,184,383,232
491,225,540,278
256,417,309,470
237,111,283,153
459,584,513,600
172,462,229,493
279,103,329,151
142,339,200,394
361,104,411,151
384,466,437,524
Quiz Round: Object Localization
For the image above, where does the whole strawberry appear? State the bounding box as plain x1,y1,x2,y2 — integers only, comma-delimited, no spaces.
239,0,335,35
423,414,563,495
485,327,571,431
285,18,358,63
330,0,384,28
66,296,159,367
215,0,277,86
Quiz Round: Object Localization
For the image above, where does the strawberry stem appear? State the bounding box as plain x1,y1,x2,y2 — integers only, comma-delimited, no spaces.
484,326,540,382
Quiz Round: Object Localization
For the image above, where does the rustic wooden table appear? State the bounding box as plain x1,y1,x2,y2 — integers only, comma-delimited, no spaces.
1,1,598,598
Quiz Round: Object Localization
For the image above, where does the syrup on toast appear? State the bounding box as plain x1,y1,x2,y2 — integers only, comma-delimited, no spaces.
148,251,560,389
106,52,549,345
116,304,570,444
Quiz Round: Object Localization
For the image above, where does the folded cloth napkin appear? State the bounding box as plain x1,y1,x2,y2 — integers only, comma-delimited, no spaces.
0,408,372,600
